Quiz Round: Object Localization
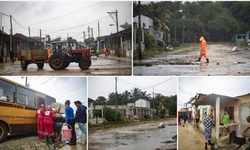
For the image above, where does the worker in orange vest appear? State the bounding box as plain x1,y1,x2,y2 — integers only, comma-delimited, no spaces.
47,48,51,58
43,105,56,143
197,36,209,63
104,46,107,56
36,104,45,139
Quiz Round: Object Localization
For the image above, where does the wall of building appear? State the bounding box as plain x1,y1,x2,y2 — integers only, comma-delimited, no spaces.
238,95,250,137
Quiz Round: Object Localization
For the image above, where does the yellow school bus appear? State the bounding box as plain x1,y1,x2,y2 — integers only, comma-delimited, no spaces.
0,77,56,142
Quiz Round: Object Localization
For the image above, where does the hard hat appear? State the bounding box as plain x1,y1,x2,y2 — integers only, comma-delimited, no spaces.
40,104,44,107
47,105,51,109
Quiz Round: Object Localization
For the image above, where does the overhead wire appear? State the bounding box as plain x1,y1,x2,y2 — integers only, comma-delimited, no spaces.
28,1,105,26
33,77,54,88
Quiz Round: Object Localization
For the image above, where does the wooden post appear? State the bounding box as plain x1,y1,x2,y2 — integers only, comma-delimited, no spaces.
216,97,220,143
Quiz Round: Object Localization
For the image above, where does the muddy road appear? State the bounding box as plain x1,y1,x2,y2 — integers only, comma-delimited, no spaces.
134,44,250,76
178,121,241,150
0,55,132,76
88,118,177,150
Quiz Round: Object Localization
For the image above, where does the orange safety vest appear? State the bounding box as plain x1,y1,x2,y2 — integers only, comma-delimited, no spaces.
104,47,107,53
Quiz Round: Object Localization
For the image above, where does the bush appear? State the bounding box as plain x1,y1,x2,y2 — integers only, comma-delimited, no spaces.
94,107,122,122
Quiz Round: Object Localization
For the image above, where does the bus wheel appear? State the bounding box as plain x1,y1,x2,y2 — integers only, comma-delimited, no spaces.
0,122,8,143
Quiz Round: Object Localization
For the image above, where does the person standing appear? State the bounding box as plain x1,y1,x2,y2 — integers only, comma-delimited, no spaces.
197,36,209,63
74,100,87,144
195,110,200,131
64,100,76,145
54,110,64,142
36,104,45,139
104,46,107,57
184,112,189,124
204,113,214,150
44,105,56,143
221,111,230,136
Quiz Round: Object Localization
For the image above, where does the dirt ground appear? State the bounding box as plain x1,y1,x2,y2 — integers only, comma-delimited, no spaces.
88,118,177,150
134,44,250,76
0,55,132,76
178,121,243,150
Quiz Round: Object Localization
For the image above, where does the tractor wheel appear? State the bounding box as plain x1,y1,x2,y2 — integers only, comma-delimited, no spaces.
49,54,65,70
0,122,8,143
79,58,90,70
61,62,70,69
21,57,28,70
36,63,44,69
88,58,92,67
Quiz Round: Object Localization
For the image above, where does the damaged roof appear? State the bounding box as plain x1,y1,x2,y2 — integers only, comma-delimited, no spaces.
191,93,238,105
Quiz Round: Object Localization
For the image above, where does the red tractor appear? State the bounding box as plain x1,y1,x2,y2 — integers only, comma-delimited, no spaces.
49,41,91,70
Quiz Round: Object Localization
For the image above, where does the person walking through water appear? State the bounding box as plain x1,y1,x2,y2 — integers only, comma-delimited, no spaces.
197,36,209,63
64,100,77,145
204,113,214,150
36,104,45,139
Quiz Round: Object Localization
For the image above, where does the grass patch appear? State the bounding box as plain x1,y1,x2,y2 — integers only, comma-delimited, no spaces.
239,41,248,47
206,41,229,44
133,62,152,66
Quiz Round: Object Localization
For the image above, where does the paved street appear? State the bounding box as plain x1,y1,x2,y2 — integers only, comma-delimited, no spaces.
0,55,132,76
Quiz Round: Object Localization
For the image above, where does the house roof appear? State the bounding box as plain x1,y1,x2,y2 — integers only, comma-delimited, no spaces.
14,33,39,42
88,98,94,102
136,99,149,102
235,93,250,98
192,93,238,105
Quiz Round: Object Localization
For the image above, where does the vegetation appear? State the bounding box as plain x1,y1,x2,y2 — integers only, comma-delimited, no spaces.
94,107,122,122
93,87,177,116
85,37,95,45
133,1,250,43
67,37,77,43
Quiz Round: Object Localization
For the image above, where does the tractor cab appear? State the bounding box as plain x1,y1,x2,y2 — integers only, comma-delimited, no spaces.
51,41,71,56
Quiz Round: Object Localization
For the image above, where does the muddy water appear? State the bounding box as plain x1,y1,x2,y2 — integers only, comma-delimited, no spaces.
90,126,177,150
134,44,250,76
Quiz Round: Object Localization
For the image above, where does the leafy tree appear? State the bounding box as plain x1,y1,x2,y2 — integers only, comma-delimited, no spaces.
53,36,62,41
94,107,122,122
85,38,95,46
93,96,106,107
67,37,77,43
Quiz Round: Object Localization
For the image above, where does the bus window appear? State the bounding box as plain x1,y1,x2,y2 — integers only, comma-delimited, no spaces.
17,86,36,107
46,96,56,106
0,79,15,102
38,97,45,107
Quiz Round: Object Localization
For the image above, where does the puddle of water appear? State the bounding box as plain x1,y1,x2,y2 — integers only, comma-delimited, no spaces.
106,126,177,150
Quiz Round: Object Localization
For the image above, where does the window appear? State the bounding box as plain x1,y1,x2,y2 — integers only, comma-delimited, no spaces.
17,86,35,106
243,36,246,39
134,109,136,115
0,79,15,102
237,35,242,39
46,96,55,106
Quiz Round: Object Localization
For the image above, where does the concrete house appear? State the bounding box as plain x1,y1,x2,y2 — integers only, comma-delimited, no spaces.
135,99,150,108
232,31,250,44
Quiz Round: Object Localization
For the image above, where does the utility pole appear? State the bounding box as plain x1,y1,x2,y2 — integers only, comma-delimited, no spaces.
40,29,41,42
133,22,137,53
0,13,2,31
83,31,85,47
107,10,119,57
174,2,176,47
28,26,30,49
152,86,154,118
98,21,100,53
88,26,90,38
67,33,69,40
138,1,142,59
10,15,13,63
91,28,93,38
115,77,118,127
164,2,166,51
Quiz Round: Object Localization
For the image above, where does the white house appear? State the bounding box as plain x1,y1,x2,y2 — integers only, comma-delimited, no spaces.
135,99,150,108
133,15,153,30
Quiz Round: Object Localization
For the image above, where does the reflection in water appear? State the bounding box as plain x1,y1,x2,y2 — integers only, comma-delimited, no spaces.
107,126,177,150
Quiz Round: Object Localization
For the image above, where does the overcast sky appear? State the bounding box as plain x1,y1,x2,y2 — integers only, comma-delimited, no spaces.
88,77,177,101
0,1,132,42
3,76,87,113
178,77,250,110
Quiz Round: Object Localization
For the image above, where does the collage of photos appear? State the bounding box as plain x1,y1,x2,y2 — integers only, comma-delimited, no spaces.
0,0,250,150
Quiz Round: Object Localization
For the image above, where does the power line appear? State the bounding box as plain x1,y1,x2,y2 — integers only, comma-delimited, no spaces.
12,16,28,30
28,1,105,26
143,77,175,89
54,84,86,96
33,77,54,88
88,78,114,93
90,79,114,97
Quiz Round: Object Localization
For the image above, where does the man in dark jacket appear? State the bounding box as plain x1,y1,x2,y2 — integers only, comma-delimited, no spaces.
74,100,87,144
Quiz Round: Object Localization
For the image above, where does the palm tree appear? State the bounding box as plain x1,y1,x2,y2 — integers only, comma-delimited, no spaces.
130,87,142,103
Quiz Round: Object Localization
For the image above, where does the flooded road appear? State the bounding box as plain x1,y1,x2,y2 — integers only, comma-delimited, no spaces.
0,55,132,76
89,119,177,150
134,44,250,76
